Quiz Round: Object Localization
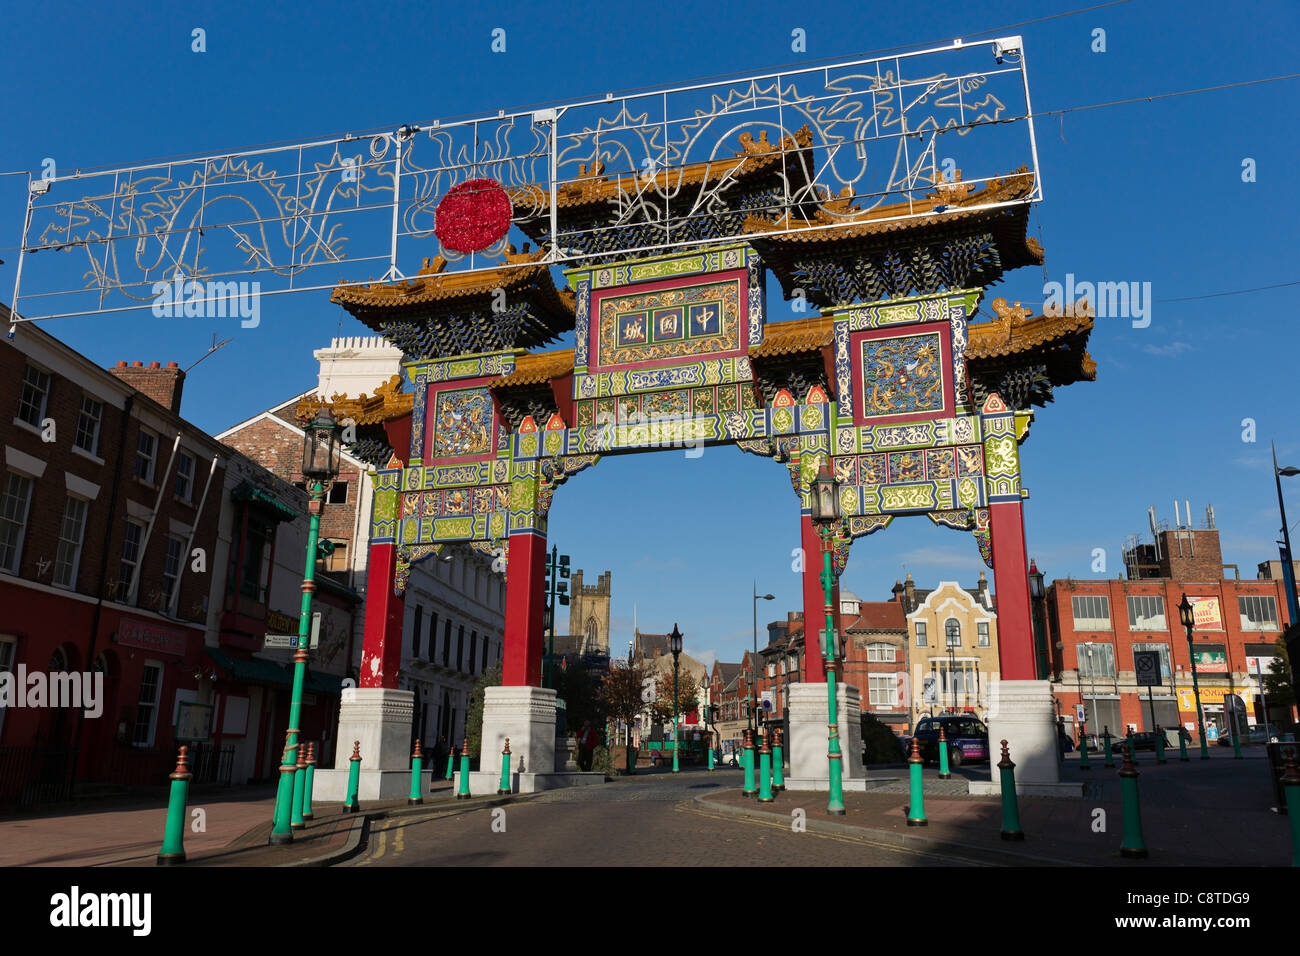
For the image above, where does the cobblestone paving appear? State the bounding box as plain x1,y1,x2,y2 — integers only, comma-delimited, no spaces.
346,768,967,867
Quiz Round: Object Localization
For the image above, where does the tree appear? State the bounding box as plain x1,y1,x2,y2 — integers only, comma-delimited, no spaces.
1264,636,1295,714
554,661,606,734
600,661,649,772
466,664,503,762
647,668,700,727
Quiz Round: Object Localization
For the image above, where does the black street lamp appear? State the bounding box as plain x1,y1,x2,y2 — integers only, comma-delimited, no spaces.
752,584,774,732
1178,593,1210,759
1028,559,1048,681
1273,444,1300,685
670,624,683,773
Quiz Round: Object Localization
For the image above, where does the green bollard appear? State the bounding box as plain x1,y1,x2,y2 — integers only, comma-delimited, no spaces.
938,726,951,779
1126,728,1138,766
1078,727,1091,770
758,735,774,803
1281,750,1300,866
497,738,512,795
997,739,1024,841
708,745,715,771
156,746,193,865
342,741,361,813
1231,726,1243,760
907,737,927,827
269,737,297,845
772,727,786,794
445,741,456,780
1118,746,1149,859
1179,728,1190,762
290,735,308,830
1103,727,1115,768
302,742,316,820
456,736,472,800
408,739,424,805
1154,727,1167,765
742,730,757,798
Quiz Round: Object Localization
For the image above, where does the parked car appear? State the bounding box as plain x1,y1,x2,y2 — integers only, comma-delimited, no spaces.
911,715,990,767
1217,724,1282,746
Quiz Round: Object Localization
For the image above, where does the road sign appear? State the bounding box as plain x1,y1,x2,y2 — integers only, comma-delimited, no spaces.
1075,703,1087,724
1133,650,1162,687
760,691,774,712
263,612,321,650
922,675,938,705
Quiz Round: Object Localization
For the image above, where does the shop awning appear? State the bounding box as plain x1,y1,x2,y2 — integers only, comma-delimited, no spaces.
231,481,301,523
205,647,292,688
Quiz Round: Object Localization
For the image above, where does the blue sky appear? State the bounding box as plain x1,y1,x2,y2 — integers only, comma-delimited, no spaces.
2,0,1298,669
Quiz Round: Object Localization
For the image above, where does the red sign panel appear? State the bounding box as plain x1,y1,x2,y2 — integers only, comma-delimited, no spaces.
117,617,189,657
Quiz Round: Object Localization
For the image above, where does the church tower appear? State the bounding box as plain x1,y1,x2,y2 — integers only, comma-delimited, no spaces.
567,569,612,656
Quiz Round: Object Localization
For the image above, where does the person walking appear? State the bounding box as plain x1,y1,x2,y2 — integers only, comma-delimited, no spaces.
577,720,598,772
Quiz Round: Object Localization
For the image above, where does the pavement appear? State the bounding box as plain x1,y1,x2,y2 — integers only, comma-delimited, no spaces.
1,747,1289,866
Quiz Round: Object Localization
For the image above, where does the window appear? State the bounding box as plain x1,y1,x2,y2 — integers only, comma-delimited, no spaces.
866,643,896,662
442,620,452,667
428,612,438,661
482,637,490,672
324,541,348,573
162,535,183,609
766,662,776,677
134,428,157,483
1132,642,1172,679
132,662,163,747
0,472,35,574
0,635,15,738
1078,643,1116,679
17,364,50,428
868,675,895,706
1239,595,1279,632
174,452,194,501
119,519,144,600
915,621,927,647
977,622,990,647
53,495,89,589
457,625,465,671
1085,698,1122,739
1126,594,1167,631
469,631,478,675
239,516,273,601
945,619,961,648
328,481,349,505
1071,595,1111,629
413,606,423,658
75,396,102,455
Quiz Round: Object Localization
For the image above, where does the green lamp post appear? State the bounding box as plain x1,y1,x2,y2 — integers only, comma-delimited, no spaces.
1177,593,1210,760
811,463,846,816
270,406,340,845
670,624,683,773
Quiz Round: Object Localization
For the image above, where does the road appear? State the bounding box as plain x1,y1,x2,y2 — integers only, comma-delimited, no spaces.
345,766,971,867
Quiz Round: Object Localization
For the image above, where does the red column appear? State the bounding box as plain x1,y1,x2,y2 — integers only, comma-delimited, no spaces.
503,530,547,687
989,500,1036,681
360,542,405,689
800,515,843,684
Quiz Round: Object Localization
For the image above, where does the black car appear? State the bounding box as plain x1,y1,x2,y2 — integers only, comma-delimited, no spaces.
910,715,990,767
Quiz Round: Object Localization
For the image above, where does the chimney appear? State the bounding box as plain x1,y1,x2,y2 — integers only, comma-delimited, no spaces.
904,572,915,609
109,360,186,413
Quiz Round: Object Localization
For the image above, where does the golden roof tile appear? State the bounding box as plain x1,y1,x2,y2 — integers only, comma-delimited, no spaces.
295,374,414,425
488,349,575,390
748,315,835,358
965,296,1095,364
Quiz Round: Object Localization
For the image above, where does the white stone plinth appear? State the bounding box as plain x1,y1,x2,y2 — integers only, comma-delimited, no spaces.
478,685,557,785
311,687,422,802
969,679,1083,798
786,681,865,790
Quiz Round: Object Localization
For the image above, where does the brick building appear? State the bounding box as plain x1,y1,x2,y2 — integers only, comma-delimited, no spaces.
217,336,505,759
839,592,909,732
1047,511,1298,743
899,575,1000,726
0,316,227,791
